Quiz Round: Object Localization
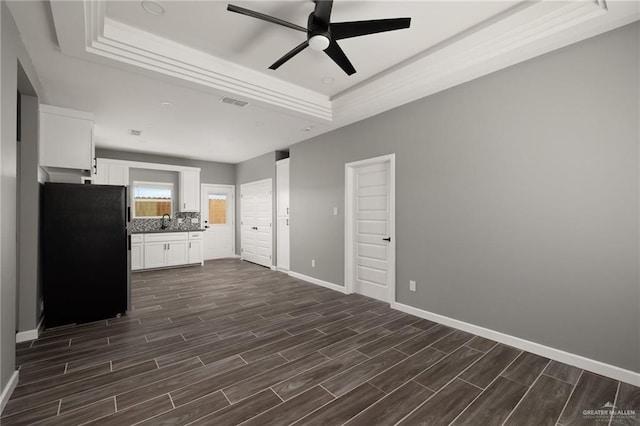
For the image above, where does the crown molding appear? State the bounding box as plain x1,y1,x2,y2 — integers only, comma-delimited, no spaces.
48,0,638,129
332,0,614,126
51,0,333,121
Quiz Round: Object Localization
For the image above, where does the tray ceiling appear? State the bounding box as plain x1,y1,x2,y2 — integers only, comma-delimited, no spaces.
7,0,639,163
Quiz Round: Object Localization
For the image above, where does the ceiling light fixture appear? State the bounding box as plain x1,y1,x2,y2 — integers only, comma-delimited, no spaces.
129,129,142,136
303,126,313,132
159,101,172,107
255,122,263,127
321,76,335,84
141,1,165,16
308,34,330,51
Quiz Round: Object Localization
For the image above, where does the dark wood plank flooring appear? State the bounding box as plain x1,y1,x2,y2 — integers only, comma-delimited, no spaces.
3,259,639,425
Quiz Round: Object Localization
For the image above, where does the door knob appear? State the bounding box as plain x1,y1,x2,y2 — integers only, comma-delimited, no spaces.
383,237,391,242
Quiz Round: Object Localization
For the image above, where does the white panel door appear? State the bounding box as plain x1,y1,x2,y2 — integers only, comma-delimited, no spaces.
354,162,391,302
241,179,273,268
201,185,235,259
277,218,290,270
276,159,290,216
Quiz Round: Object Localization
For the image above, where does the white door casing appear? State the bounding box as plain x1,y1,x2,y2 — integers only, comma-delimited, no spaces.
241,179,273,268
345,154,396,303
201,184,236,260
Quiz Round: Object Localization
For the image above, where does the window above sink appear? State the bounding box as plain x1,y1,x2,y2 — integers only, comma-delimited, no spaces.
132,181,173,218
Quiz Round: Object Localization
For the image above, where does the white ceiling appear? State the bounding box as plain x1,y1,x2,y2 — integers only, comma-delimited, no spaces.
7,1,639,164
105,1,519,96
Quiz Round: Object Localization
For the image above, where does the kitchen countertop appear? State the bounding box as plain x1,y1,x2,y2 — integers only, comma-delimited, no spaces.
131,229,205,234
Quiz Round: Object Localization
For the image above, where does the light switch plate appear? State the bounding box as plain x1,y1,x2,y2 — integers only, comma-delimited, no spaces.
409,280,416,292
333,207,338,215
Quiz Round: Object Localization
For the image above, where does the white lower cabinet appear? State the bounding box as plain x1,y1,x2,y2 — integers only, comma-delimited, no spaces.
135,231,204,271
188,232,203,264
131,234,144,271
143,241,167,269
166,241,189,266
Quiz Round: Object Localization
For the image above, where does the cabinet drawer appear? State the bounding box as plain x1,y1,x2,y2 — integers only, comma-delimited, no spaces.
131,234,144,244
188,232,203,240
144,232,188,242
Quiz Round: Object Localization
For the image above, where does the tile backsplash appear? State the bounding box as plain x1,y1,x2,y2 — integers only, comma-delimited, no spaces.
131,212,201,233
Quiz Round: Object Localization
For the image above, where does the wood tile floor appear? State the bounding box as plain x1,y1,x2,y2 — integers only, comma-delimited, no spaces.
4,259,639,425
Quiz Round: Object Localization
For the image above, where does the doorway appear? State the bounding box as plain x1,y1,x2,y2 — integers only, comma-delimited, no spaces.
201,184,235,259
345,154,396,303
240,179,273,268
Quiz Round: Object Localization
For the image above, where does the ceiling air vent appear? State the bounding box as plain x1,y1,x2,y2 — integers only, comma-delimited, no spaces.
219,96,249,108
129,129,142,136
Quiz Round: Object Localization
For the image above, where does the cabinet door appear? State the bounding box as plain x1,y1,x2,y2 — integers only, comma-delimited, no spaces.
131,243,144,270
107,163,129,186
179,171,200,212
144,241,166,269
188,240,203,264
40,110,93,170
277,159,290,217
277,218,290,271
166,241,189,266
93,158,108,185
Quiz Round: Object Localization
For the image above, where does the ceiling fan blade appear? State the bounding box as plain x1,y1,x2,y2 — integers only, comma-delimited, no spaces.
227,4,307,33
324,40,356,75
313,0,333,28
330,18,411,40
269,41,310,70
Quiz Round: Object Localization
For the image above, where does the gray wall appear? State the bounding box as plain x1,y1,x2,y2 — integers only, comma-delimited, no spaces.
96,149,235,185
289,23,640,372
235,152,276,262
17,94,41,333
0,2,43,402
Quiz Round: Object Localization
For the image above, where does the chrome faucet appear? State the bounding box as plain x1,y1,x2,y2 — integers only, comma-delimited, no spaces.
160,213,171,230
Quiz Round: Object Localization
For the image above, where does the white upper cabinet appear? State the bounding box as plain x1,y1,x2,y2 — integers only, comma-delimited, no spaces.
94,159,129,186
179,170,200,212
39,104,94,171
277,159,290,217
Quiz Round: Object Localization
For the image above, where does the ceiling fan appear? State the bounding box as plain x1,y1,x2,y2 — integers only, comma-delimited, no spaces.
227,0,411,76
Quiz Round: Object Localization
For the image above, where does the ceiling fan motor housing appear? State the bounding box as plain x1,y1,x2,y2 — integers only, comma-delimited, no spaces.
307,13,331,51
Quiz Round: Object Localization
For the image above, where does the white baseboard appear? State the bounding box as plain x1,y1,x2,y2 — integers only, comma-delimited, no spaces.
16,315,44,343
288,271,348,294
392,302,640,387
0,370,19,415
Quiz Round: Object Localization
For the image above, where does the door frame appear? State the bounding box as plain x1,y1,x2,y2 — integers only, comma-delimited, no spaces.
200,184,236,259
240,178,273,267
344,154,396,303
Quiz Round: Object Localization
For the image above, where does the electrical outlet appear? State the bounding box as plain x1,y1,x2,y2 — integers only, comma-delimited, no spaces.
333,207,338,215
311,259,316,268
190,218,199,224
409,280,416,292
177,218,184,224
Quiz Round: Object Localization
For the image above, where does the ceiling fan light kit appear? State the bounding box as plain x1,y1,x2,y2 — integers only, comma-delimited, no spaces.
227,0,411,76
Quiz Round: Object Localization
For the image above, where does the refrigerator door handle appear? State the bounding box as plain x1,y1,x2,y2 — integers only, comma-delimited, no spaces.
127,235,131,251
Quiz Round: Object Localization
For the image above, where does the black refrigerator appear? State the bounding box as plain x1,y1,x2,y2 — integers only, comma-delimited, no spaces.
42,183,129,328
